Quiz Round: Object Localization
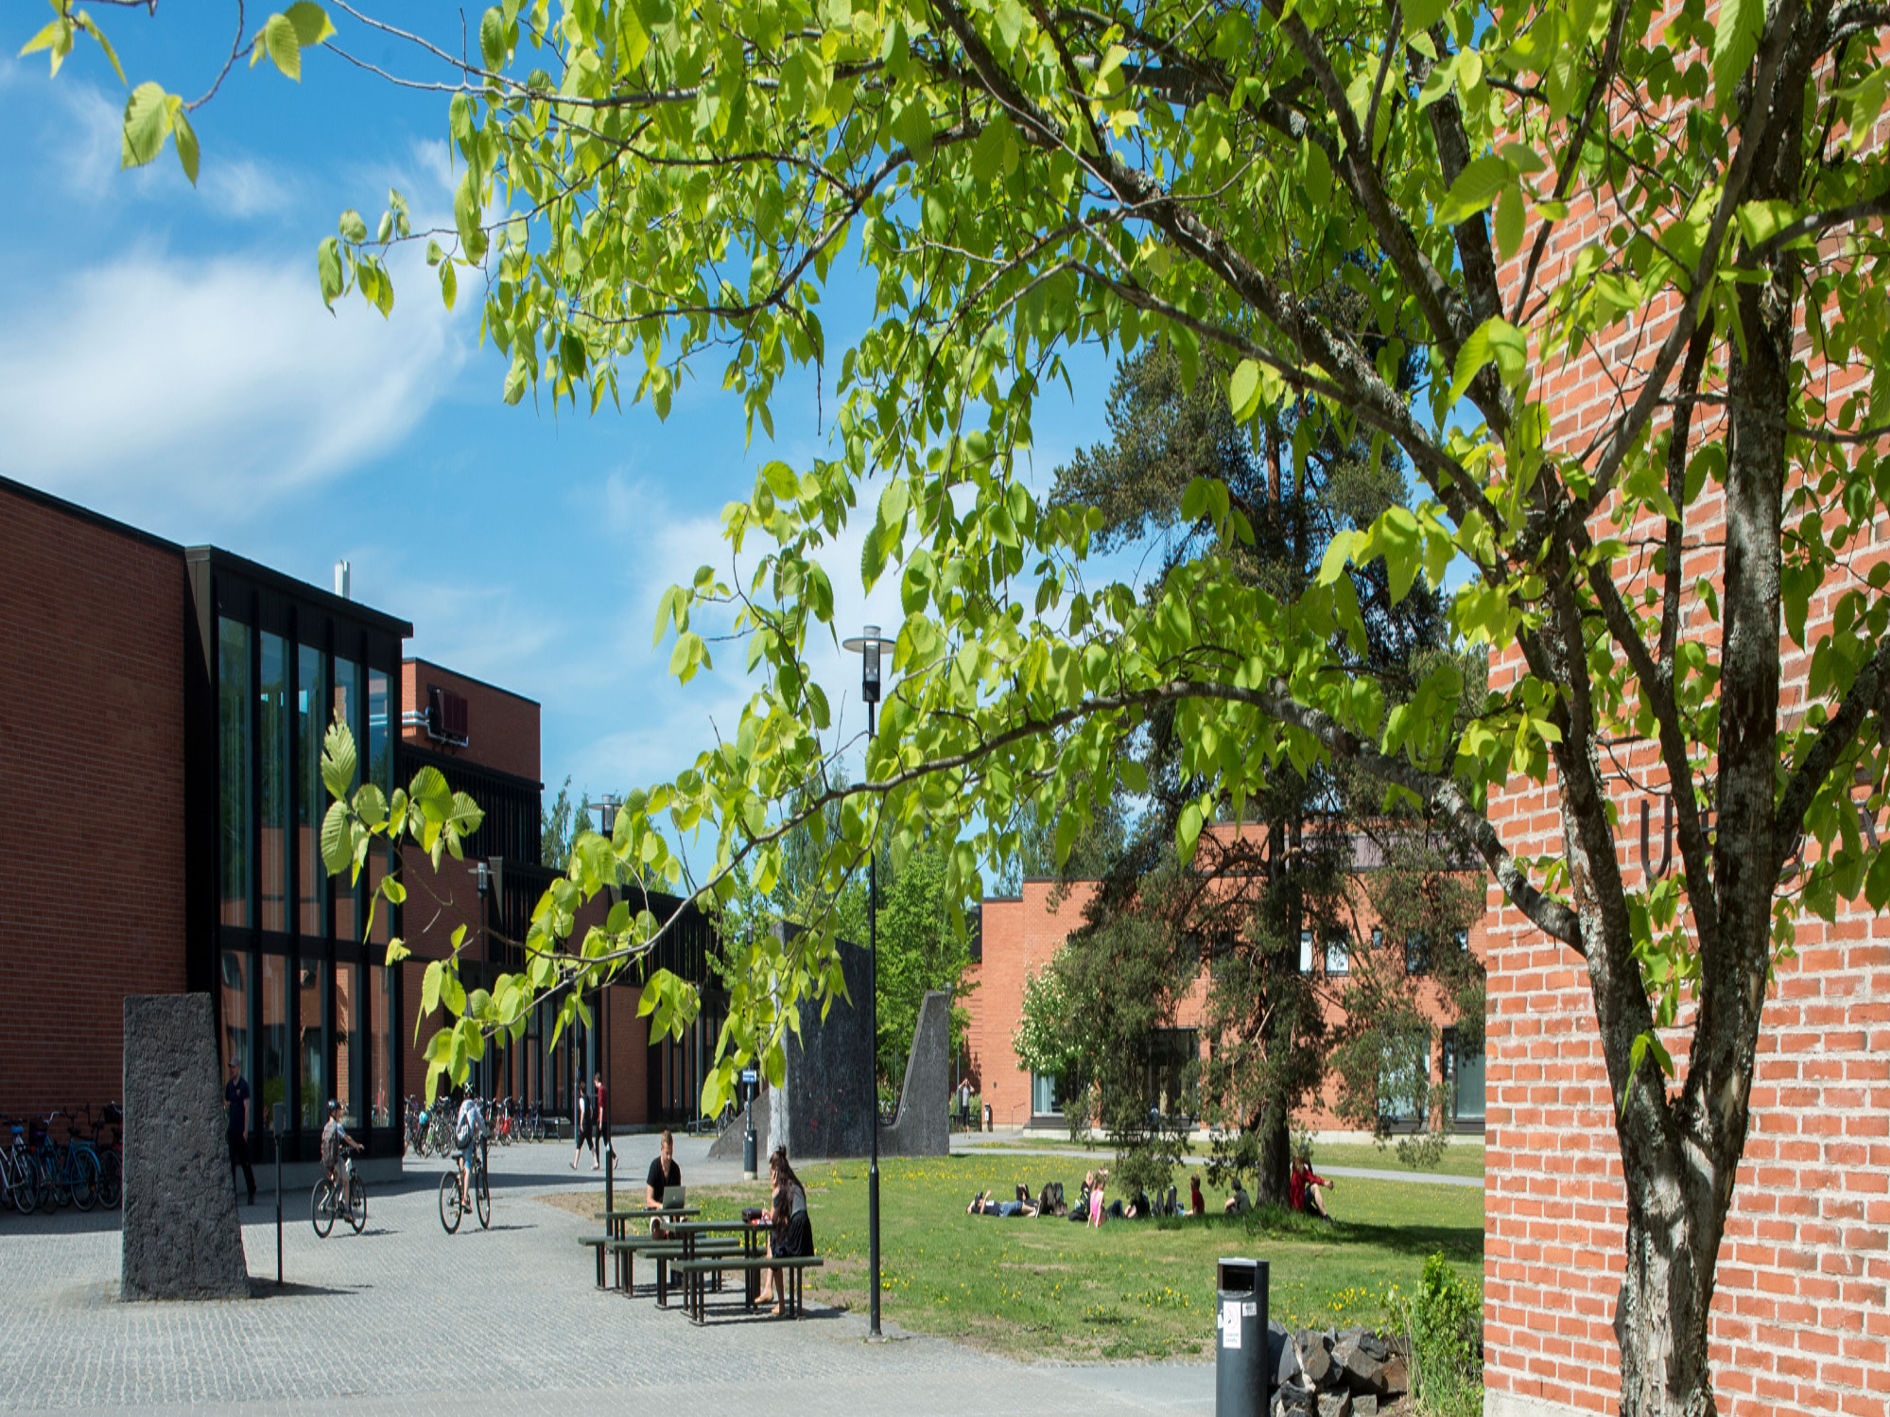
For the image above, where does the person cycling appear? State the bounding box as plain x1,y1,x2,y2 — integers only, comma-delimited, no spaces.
454,1091,486,1210
320,1100,362,1198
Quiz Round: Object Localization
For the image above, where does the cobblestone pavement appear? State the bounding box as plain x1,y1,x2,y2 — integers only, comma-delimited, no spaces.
0,1135,1213,1417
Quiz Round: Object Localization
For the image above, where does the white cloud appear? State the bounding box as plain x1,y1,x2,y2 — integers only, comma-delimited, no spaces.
201,158,297,220
0,246,466,534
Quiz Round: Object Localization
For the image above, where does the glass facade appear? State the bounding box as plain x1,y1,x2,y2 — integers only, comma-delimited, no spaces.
208,558,405,1159
259,633,290,932
218,618,252,928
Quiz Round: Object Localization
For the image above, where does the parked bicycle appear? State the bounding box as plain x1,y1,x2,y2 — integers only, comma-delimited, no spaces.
30,1112,101,1212
438,1142,489,1233
310,1152,367,1237
2,1120,36,1215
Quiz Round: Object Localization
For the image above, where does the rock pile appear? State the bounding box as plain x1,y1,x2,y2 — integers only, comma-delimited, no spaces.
1267,1321,1409,1417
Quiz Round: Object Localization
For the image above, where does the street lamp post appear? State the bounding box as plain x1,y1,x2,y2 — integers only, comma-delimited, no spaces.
842,624,896,1342
588,795,622,1215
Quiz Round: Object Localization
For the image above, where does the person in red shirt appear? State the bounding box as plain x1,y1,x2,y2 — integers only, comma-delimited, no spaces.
1289,1154,1334,1220
1189,1174,1205,1217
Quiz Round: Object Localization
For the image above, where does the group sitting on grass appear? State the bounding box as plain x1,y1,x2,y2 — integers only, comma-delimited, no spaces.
964,1152,1337,1225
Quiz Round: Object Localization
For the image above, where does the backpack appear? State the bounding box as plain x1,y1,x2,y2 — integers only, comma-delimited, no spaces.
455,1104,479,1149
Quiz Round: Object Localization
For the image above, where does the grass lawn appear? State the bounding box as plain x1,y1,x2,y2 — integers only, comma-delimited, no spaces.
976,1136,1487,1180
660,1153,1482,1361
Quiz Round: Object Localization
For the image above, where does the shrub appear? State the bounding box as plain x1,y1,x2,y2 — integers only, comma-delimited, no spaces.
1387,1253,1482,1417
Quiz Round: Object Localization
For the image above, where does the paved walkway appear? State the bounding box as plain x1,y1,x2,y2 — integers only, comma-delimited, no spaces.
0,1135,1213,1417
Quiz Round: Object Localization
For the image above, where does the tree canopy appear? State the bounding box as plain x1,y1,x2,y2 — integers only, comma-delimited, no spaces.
36,0,1890,1409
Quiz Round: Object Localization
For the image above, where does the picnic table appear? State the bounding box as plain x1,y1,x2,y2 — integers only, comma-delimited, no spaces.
664,1219,824,1324
578,1206,701,1290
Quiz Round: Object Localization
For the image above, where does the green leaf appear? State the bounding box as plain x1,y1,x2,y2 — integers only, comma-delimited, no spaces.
1229,359,1263,422
339,209,369,243
319,800,352,875
1494,181,1524,261
1712,0,1764,109
261,13,302,80
121,83,173,170
284,2,337,46
172,109,200,186
322,718,359,800
1437,155,1510,226
318,237,345,309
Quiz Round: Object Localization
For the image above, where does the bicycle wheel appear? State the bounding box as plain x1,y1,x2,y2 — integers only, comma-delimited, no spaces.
38,1155,69,1209
2,1154,30,1215
438,1172,462,1234
347,1175,368,1234
69,1149,99,1212
98,1151,122,1210
311,1179,336,1238
474,1170,490,1229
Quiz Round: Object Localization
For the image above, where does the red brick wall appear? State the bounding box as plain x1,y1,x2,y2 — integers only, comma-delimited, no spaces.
967,858,1489,1133
401,659,540,782
0,484,188,1118
1480,120,1890,1417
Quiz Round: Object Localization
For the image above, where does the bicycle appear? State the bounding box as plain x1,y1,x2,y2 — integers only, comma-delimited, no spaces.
310,1153,367,1237
438,1141,489,1233
1,1121,36,1215
31,1113,100,1211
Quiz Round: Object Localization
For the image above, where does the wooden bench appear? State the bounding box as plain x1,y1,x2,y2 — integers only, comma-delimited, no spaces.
669,1253,824,1324
606,1236,742,1302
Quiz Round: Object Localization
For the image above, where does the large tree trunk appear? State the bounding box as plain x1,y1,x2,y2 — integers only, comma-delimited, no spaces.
1613,1157,1723,1417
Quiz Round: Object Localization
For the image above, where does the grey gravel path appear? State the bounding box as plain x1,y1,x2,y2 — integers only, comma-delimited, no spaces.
0,1134,1213,1417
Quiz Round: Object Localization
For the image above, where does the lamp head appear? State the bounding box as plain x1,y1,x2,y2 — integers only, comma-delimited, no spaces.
841,625,896,705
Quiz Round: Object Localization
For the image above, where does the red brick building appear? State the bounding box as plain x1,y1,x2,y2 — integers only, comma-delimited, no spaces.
0,476,722,1163
965,824,1489,1134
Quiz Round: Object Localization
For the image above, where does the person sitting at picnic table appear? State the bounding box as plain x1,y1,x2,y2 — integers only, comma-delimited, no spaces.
644,1127,682,1235
756,1146,813,1316
1189,1175,1206,1217
1290,1153,1335,1221
1224,1177,1252,1216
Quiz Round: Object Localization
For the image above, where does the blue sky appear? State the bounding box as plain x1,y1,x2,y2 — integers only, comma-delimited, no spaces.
0,12,1112,822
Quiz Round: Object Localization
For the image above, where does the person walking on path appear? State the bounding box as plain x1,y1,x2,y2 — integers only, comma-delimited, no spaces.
571,1085,591,1170
225,1057,256,1205
591,1072,608,1170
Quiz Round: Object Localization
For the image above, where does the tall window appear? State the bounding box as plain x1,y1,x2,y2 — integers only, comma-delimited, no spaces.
1324,933,1350,975
1444,1029,1485,1125
219,950,252,1094
370,965,395,1124
298,645,326,937
335,960,361,1125
259,633,290,932
217,618,252,927
298,957,326,1129
260,954,289,1132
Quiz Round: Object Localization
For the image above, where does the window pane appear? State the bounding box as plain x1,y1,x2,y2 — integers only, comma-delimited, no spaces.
333,660,363,940
336,960,362,1126
1031,1072,1062,1116
258,633,290,932
1299,930,1313,974
218,618,252,928
219,949,253,1099
260,954,289,1133
1453,1039,1485,1123
1325,935,1350,975
298,957,327,1131
368,667,392,792
298,645,326,937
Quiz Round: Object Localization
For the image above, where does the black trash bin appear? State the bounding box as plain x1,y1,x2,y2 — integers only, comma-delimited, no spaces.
1215,1257,1269,1417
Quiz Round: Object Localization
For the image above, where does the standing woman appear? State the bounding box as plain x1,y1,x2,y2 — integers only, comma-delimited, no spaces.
571,1083,591,1171
756,1146,813,1316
